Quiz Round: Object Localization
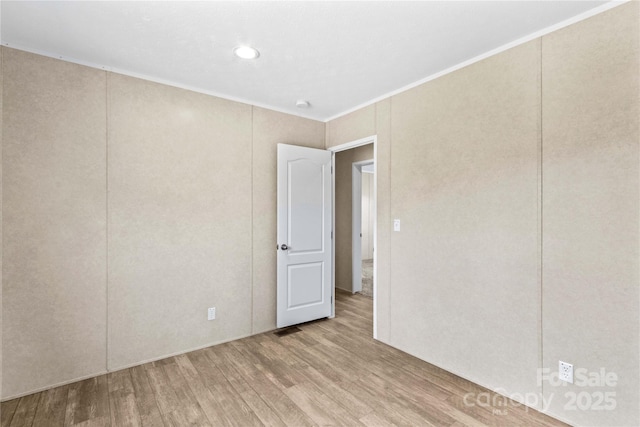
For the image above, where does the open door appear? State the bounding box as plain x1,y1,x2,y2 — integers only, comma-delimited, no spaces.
277,144,332,328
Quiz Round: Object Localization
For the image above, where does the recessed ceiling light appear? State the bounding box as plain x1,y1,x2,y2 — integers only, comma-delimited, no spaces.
296,100,310,108
233,46,260,60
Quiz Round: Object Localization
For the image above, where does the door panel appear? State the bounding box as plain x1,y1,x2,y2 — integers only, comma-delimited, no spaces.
288,262,324,308
288,159,325,253
277,144,332,328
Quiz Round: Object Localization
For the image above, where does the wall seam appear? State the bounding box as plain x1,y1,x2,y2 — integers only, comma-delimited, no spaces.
105,71,110,373
538,36,545,408
374,102,378,337
388,97,393,344
324,117,329,149
250,106,254,335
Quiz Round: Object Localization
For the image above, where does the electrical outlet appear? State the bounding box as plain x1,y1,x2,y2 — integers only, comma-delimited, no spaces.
207,307,216,321
393,219,401,232
559,361,573,383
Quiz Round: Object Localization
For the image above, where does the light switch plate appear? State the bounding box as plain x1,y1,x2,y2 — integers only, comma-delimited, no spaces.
393,219,401,231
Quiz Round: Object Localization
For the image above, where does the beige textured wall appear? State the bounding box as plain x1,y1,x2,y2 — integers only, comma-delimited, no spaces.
374,99,392,343
391,38,541,398
335,144,373,292
251,107,325,334
2,48,108,398
326,104,376,149
107,74,253,370
325,4,639,425
1,49,325,398
541,3,639,425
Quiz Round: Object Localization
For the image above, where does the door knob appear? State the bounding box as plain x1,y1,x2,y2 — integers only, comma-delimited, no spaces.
280,244,289,250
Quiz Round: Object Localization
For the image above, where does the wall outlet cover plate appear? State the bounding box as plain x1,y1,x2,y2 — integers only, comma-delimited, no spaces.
559,361,573,383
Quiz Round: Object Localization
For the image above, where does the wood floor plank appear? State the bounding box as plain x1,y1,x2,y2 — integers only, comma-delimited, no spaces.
382,354,478,397
418,394,489,427
333,304,373,325
129,365,166,427
211,344,259,395
8,394,41,427
283,382,364,426
340,375,438,427
271,335,350,384
144,364,181,417
70,417,110,427
108,390,140,427
145,357,211,426
361,372,457,426
260,338,308,368
253,341,310,390
287,337,363,383
180,352,262,426
108,370,141,427
1,399,20,427
227,338,266,368
162,403,211,427
365,356,452,401
273,329,318,349
242,372,316,427
446,393,521,426
108,370,134,394
297,329,372,381
64,375,109,426
238,389,286,427
222,345,317,427
186,350,228,389
173,354,228,426
32,385,68,427
299,366,374,420
316,330,386,362
382,353,488,395
358,411,396,427
334,302,374,332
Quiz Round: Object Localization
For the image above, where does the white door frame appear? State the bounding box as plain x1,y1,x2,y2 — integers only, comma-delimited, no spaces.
327,135,378,339
352,159,374,294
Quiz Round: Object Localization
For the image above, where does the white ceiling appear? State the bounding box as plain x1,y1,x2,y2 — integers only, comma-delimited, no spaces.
1,1,613,121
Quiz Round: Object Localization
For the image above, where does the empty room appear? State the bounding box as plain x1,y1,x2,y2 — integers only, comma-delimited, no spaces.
0,1,638,426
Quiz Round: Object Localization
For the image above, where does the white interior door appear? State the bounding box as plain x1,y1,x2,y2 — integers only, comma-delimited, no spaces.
277,144,332,328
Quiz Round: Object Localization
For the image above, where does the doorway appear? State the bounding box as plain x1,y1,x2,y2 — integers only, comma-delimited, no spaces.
328,135,377,338
352,160,375,297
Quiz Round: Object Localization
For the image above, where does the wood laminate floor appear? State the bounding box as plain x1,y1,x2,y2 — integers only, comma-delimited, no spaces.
2,291,568,427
